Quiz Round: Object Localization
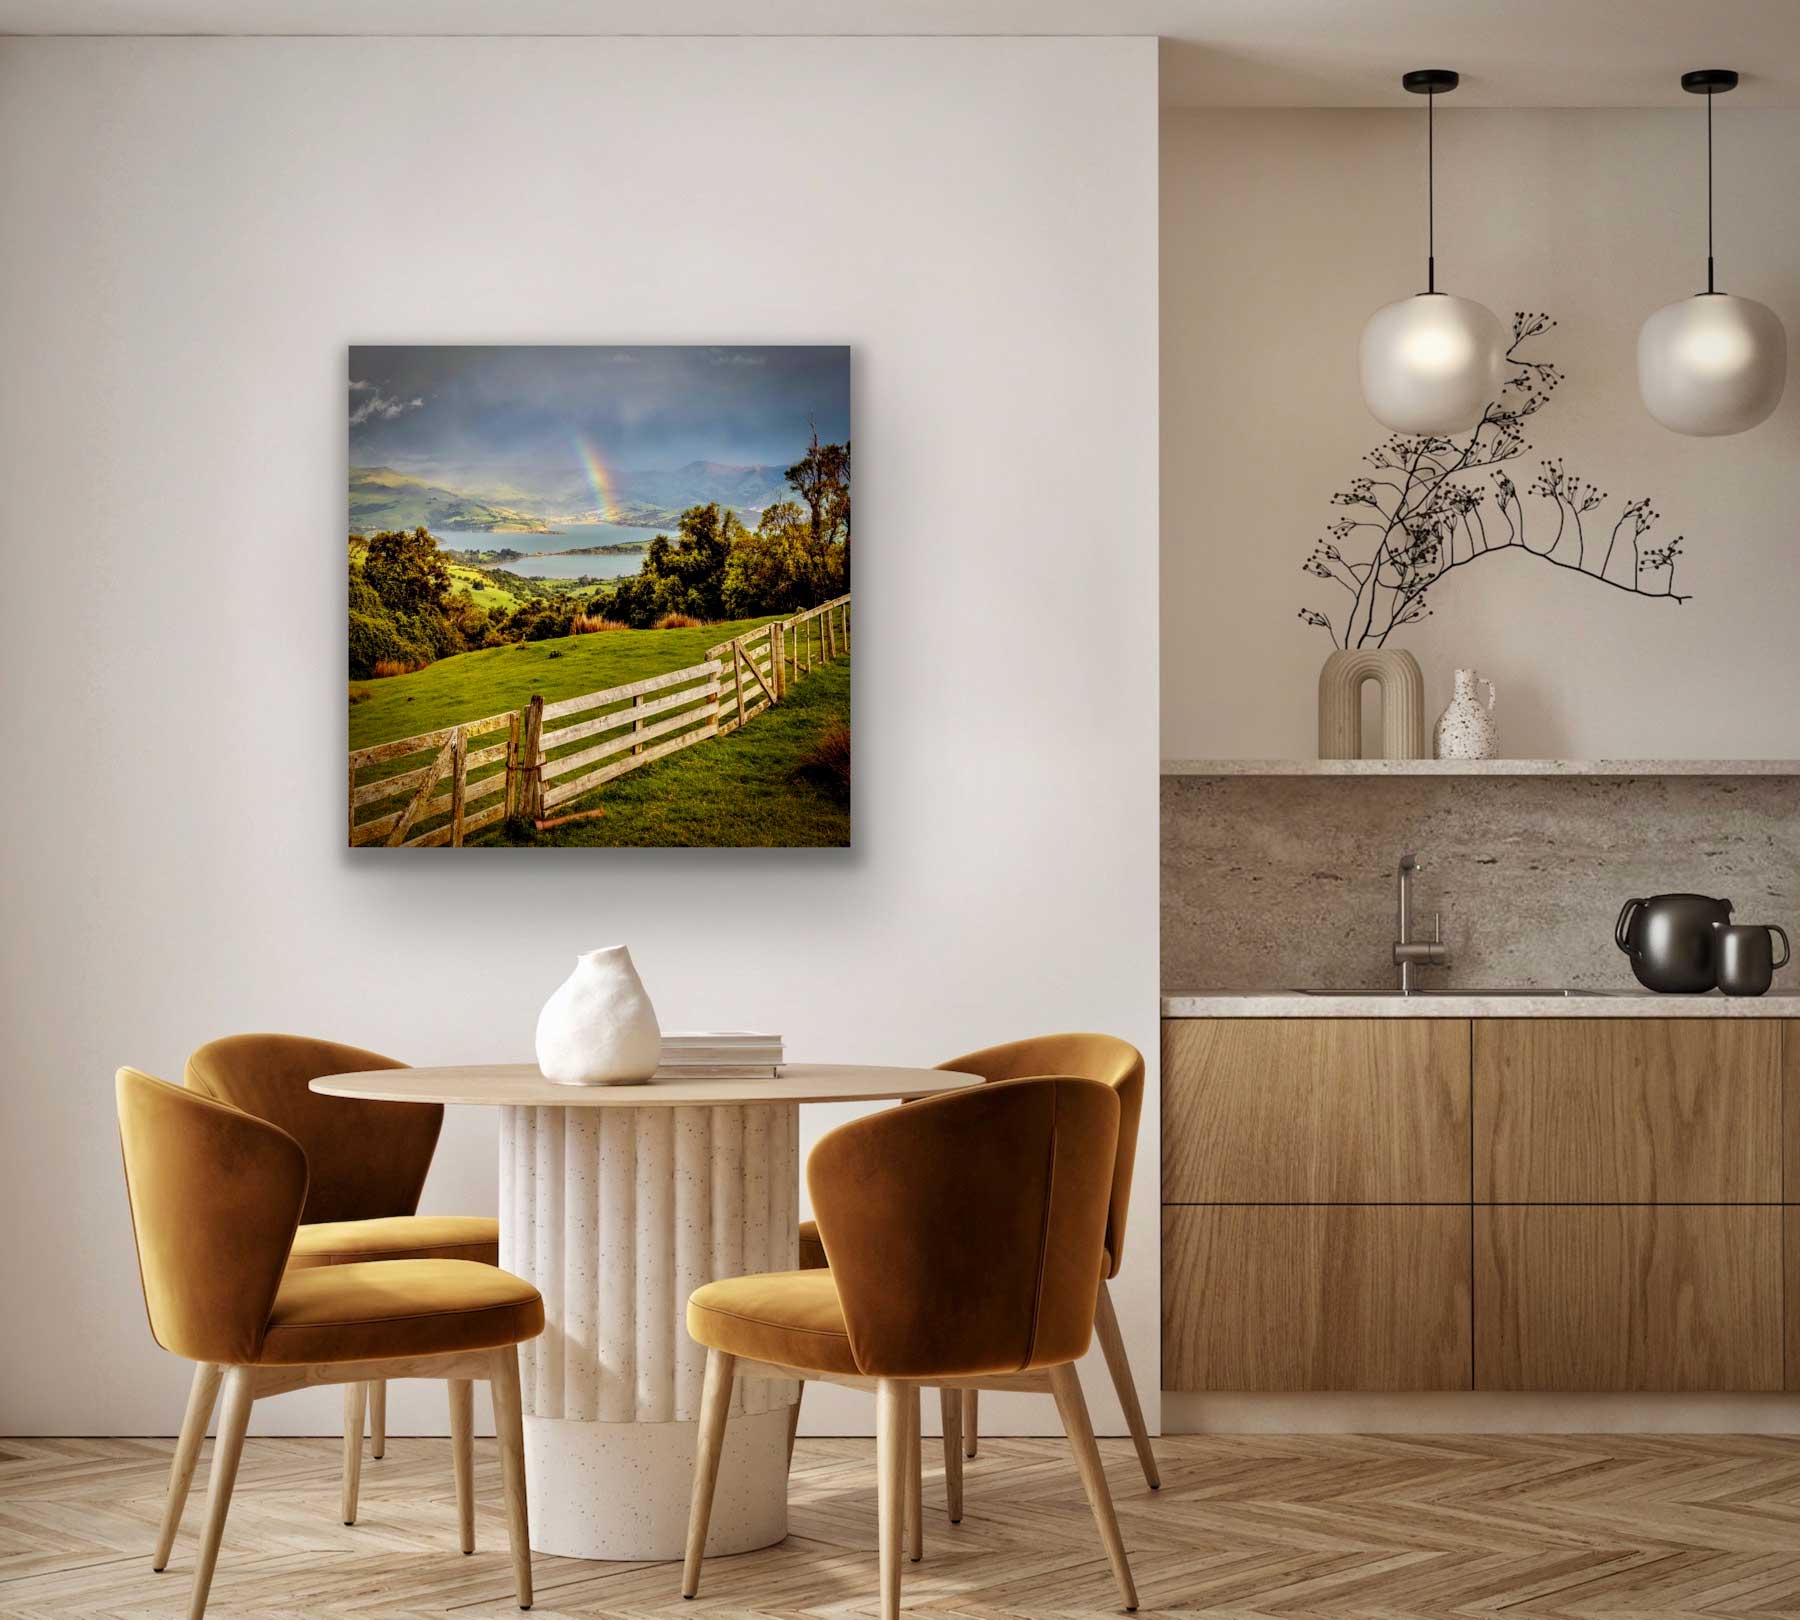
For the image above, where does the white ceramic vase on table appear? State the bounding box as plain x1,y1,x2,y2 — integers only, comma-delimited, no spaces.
312,1062,978,1561
535,945,661,1086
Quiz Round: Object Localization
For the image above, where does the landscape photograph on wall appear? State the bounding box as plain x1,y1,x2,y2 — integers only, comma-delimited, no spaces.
348,345,851,849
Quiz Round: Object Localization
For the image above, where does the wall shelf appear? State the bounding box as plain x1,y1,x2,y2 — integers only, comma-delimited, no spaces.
1162,759,1799,778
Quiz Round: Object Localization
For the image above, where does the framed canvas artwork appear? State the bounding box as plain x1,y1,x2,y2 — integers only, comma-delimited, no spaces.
347,346,851,848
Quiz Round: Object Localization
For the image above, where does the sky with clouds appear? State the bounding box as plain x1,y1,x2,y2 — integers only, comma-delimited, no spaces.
348,345,850,499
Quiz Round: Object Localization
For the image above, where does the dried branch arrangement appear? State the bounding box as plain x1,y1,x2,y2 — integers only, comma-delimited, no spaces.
1300,313,1691,649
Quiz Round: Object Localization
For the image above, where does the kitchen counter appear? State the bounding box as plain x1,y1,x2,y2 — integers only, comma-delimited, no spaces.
1163,991,1800,1017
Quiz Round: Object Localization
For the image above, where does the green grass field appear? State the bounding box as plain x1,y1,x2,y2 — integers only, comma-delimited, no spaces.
347,614,848,848
445,562,524,611
481,654,850,847
347,614,785,752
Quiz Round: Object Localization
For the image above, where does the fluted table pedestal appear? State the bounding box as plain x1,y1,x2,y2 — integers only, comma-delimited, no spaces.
500,1102,798,1559
311,1062,978,1562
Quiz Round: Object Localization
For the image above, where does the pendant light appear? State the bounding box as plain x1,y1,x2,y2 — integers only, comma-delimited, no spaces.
1359,69,1506,435
1638,70,1786,436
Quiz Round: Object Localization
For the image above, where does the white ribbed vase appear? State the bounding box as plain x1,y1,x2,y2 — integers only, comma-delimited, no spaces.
499,1101,798,1559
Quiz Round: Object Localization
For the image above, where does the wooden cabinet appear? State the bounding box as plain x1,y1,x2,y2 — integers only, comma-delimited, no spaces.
1785,1020,1800,1202
1163,1206,1471,1391
1474,1019,1780,1202
1163,1018,1468,1203
1162,1016,1797,1396
1161,1017,1471,1392
1787,1208,1800,1393
1475,1206,1781,1391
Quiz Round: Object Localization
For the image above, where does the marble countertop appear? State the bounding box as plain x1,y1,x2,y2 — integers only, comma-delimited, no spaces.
1163,991,1800,1018
1162,759,1800,777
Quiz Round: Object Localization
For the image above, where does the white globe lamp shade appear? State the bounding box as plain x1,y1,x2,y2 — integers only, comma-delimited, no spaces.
1359,292,1507,435
1637,292,1786,436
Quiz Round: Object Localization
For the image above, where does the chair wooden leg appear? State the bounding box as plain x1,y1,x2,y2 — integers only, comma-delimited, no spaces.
340,1383,366,1525
186,1365,255,1620
368,1380,387,1460
682,1347,736,1599
1048,1364,1137,1612
448,1378,475,1554
489,1347,534,1611
154,1362,222,1571
961,1389,978,1457
786,1381,803,1471
937,1387,964,1524
1094,1281,1160,1490
905,1385,923,1562
875,1380,907,1620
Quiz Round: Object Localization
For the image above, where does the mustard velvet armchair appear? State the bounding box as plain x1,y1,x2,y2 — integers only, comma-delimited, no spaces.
185,1032,499,1507
116,1067,542,1620
682,1077,1138,1619
793,1033,1157,1519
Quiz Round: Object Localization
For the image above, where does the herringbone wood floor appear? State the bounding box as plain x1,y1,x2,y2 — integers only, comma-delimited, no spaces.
4,1432,1800,1619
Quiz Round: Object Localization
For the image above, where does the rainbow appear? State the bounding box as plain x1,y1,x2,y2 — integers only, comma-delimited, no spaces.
575,436,620,522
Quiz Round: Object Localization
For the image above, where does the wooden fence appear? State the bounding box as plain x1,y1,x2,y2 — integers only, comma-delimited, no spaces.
348,593,850,847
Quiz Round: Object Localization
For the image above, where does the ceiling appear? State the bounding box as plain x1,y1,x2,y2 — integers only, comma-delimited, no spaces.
5,0,1800,107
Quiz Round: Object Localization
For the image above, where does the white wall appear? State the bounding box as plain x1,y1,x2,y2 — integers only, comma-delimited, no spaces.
0,36,1160,1438
1163,109,1800,761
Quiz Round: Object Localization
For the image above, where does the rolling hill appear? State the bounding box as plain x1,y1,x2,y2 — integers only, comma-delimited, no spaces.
349,467,559,533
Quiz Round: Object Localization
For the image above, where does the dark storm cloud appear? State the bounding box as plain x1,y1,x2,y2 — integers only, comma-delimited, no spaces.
347,346,850,493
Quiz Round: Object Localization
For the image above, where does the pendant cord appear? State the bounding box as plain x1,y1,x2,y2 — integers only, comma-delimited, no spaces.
1705,86,1716,293
1426,88,1436,293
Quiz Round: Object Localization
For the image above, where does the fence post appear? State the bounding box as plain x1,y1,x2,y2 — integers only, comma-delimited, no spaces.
520,695,545,822
449,727,467,847
347,756,358,846
769,621,782,700
503,711,521,820
734,643,746,730
632,692,644,755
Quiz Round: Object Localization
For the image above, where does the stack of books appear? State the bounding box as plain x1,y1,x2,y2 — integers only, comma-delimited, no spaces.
655,1031,784,1080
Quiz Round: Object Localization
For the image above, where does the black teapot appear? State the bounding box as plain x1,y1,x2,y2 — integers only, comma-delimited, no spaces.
1615,893,1734,992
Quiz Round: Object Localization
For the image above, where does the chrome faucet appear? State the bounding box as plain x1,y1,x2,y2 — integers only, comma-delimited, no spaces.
1394,852,1449,992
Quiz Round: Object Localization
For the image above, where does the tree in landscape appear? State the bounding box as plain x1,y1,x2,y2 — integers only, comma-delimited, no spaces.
607,503,745,626
722,503,813,617
361,525,451,613
603,438,852,628
349,526,492,676
785,427,852,591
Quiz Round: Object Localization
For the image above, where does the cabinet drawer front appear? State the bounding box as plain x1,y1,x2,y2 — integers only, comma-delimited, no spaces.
1785,1022,1800,1203
1163,1018,1469,1203
1474,1020,1780,1203
1162,1205,1472,1391
1475,1206,1782,1392
1788,1209,1800,1392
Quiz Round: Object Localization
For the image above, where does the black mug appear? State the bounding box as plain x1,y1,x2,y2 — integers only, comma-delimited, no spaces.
1712,922,1792,997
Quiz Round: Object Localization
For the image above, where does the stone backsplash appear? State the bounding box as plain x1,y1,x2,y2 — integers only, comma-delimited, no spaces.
1162,774,1800,991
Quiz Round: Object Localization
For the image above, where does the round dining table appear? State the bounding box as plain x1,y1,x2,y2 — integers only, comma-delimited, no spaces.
312,1062,978,1561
